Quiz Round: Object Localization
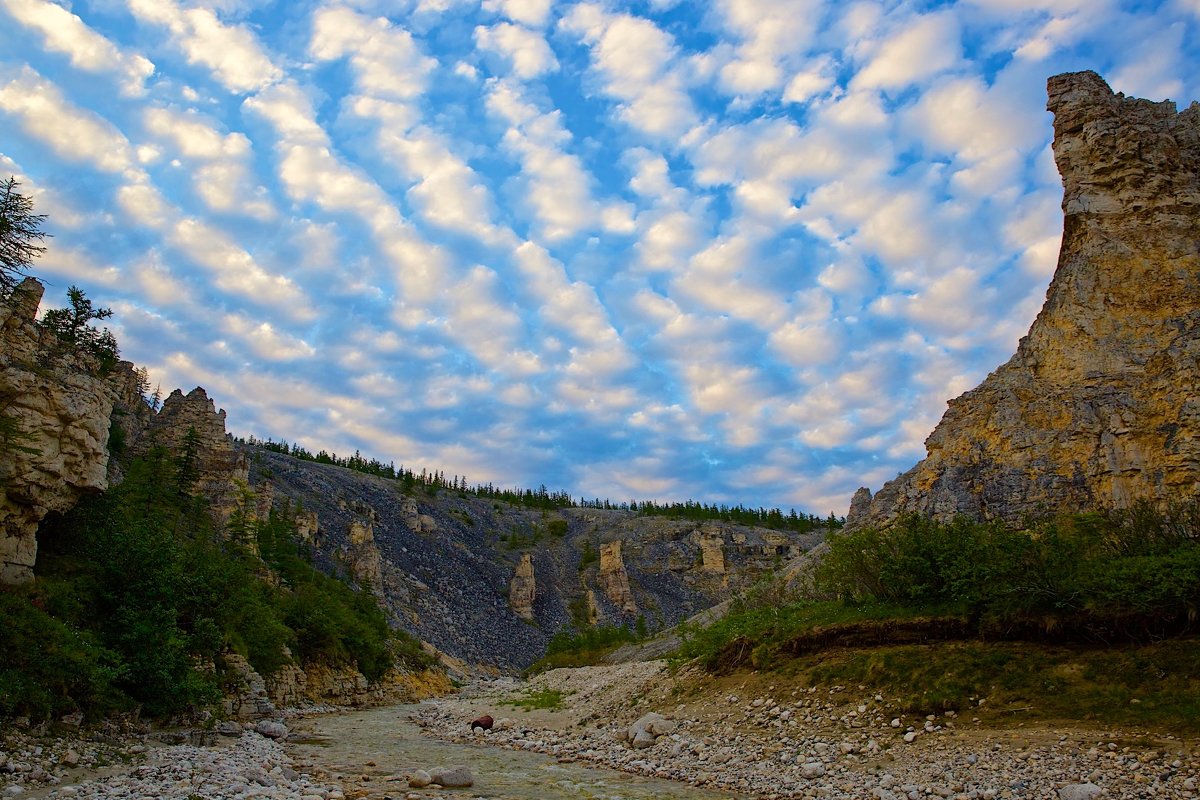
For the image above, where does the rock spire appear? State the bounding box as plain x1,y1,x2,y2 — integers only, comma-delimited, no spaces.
847,71,1200,528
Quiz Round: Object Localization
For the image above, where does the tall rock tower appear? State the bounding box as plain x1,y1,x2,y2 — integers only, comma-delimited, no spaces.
848,71,1200,528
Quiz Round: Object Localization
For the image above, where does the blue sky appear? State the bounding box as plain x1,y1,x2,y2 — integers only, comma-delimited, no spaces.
1,0,1197,515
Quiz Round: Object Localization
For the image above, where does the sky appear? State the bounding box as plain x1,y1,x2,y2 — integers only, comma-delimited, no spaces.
1,0,1197,516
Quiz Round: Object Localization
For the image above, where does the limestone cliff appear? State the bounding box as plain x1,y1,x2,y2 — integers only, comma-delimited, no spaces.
597,540,638,614
848,71,1200,528
142,387,252,533
0,280,124,583
508,553,536,620
346,514,383,594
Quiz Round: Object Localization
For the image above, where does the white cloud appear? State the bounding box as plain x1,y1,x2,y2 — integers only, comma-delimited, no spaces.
169,219,312,317
485,78,623,240
783,55,836,104
311,6,437,99
126,0,281,93
712,0,824,98
2,0,154,94
34,245,123,287
222,313,315,360
143,106,274,218
769,320,844,368
1109,20,1186,101
0,67,135,174
244,81,449,302
852,11,963,91
559,4,698,139
482,0,554,27
474,21,558,79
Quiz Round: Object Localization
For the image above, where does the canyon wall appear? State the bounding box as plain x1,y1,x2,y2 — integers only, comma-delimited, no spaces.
848,71,1200,528
0,280,125,583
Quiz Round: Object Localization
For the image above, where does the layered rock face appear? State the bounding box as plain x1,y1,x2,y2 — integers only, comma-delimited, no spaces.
848,72,1200,528
143,387,252,529
508,553,536,620
0,280,117,583
598,540,638,614
251,448,822,671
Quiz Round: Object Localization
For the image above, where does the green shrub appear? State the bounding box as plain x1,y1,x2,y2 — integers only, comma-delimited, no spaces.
814,503,1200,637
0,590,126,720
5,448,416,721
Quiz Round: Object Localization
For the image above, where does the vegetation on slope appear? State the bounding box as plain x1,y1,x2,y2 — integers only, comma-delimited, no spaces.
241,435,837,533
0,446,431,722
675,504,1200,730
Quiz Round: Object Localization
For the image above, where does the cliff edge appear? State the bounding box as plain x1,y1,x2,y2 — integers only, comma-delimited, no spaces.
848,71,1200,528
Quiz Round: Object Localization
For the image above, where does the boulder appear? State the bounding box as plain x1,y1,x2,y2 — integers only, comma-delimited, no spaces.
428,765,473,788
407,769,432,789
254,720,289,740
1058,785,1103,800
626,712,676,748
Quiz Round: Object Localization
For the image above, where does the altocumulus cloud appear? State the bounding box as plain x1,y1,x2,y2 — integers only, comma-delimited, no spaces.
0,0,1196,515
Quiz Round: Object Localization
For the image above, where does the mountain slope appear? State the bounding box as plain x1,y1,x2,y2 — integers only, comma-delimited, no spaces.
247,447,824,672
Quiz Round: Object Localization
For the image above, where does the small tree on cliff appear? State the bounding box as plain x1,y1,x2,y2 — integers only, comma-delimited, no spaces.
0,176,48,294
38,285,120,375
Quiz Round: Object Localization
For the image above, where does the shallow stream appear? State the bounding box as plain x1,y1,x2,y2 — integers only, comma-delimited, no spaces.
287,704,740,800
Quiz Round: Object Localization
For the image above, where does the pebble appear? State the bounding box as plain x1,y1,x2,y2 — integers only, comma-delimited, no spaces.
0,729,341,800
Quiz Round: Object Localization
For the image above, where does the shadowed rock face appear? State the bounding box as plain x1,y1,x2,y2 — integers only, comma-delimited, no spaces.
0,280,146,583
848,71,1200,529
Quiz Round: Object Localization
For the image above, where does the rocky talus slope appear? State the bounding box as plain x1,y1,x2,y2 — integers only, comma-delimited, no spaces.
849,71,1200,529
247,447,824,674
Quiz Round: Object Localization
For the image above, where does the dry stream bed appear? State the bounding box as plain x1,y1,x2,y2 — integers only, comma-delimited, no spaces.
4,660,1198,799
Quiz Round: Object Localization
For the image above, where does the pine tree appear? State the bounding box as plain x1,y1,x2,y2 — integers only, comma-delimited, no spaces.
0,176,48,293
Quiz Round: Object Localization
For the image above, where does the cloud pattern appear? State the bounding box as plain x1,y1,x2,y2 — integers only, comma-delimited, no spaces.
1,0,1196,514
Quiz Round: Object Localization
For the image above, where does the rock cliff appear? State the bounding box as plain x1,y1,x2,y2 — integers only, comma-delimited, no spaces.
508,553,536,621
0,280,137,583
597,540,638,614
847,71,1200,529
247,447,825,672
142,387,252,532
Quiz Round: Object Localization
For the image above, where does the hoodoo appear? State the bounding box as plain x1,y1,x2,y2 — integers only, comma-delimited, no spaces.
848,71,1200,529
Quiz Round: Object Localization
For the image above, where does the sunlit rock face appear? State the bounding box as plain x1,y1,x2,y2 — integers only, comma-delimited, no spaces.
509,552,536,621
848,71,1200,529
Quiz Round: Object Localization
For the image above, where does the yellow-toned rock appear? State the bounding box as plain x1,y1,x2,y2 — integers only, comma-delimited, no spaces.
848,72,1200,528
598,540,637,614
508,553,536,620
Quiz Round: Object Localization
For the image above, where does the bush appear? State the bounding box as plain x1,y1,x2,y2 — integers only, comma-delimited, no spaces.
814,502,1200,638
7,448,417,721
0,590,126,720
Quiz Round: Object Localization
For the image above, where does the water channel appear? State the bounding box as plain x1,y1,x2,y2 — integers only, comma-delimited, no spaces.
287,704,741,800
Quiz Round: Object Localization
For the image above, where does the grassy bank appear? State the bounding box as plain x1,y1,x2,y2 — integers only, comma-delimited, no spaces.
671,504,1200,733
760,638,1200,733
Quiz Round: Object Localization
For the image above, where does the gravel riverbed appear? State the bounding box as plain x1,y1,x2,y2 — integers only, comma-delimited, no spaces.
4,659,1197,800
0,720,346,800
414,661,1200,800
